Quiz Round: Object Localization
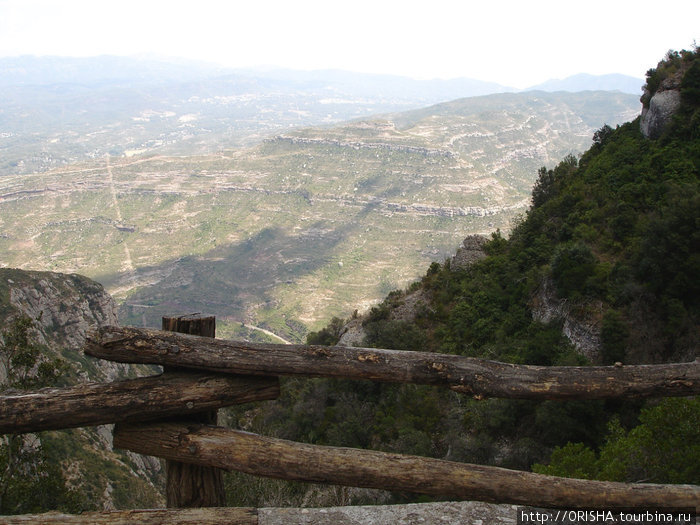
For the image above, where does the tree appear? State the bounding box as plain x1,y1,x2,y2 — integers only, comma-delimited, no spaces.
533,398,700,484
592,124,613,147
0,316,65,390
0,316,84,514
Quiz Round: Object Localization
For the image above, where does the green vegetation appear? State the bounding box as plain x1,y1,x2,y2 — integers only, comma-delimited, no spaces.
0,317,86,515
534,398,700,483
222,50,699,506
0,316,66,390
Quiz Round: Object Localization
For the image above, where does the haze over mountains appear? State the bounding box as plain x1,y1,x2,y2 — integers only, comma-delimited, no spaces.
0,56,643,176
0,56,641,342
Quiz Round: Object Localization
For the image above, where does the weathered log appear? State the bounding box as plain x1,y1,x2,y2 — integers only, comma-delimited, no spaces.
113,422,700,511
86,326,700,399
161,314,226,508
0,507,257,524
0,372,280,435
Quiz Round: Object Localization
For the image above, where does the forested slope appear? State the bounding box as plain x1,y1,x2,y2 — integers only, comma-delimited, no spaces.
224,49,700,505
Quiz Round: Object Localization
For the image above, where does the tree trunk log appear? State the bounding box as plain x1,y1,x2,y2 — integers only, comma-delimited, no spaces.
0,373,279,435
86,326,700,400
161,315,226,508
113,422,700,511
0,507,257,524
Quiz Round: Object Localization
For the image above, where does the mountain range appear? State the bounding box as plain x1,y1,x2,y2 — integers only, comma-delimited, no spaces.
0,56,643,177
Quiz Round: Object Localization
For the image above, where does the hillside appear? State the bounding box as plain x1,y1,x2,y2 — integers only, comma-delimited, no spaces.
0,90,639,342
0,269,163,513
221,49,700,507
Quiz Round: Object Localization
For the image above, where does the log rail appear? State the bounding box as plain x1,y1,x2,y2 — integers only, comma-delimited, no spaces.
113,421,700,511
1,319,698,523
0,373,279,434
84,325,700,400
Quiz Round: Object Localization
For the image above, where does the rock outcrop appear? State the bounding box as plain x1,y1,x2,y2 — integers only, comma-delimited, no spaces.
530,278,602,362
2,268,131,382
640,60,689,139
450,234,488,270
640,88,681,139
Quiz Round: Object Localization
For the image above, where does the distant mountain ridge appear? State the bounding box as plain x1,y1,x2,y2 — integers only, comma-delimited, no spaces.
0,55,643,176
526,73,643,94
0,55,643,95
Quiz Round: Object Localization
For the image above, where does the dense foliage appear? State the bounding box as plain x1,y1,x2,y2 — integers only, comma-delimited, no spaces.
0,309,163,514
232,50,700,505
533,397,700,483
0,317,86,515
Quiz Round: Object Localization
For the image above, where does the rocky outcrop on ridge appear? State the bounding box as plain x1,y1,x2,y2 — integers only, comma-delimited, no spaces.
450,235,488,270
640,88,681,139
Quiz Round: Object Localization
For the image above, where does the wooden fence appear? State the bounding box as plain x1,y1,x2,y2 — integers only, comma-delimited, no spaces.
1,316,699,523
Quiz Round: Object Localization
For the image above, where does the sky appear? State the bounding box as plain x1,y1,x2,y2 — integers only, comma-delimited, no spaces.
0,0,698,89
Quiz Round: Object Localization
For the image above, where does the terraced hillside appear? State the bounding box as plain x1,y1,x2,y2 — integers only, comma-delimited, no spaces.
0,90,639,342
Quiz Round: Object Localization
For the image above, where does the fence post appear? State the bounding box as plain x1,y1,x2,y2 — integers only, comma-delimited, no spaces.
162,314,226,508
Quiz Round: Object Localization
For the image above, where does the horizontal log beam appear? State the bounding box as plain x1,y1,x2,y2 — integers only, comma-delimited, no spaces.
0,372,279,435
85,326,700,400
113,422,700,511
0,507,257,524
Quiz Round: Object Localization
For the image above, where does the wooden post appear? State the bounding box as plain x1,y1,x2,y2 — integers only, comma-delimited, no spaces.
162,315,226,508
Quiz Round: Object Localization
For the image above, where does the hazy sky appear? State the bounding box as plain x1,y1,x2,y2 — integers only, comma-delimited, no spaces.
0,0,697,88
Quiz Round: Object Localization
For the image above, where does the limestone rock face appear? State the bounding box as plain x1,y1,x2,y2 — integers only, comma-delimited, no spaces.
337,318,366,347
3,269,131,381
450,235,487,270
640,89,681,139
530,278,602,362
8,272,117,348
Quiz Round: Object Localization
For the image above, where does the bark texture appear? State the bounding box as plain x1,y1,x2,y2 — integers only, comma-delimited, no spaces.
0,507,257,524
0,373,279,434
85,326,700,399
113,422,700,511
161,314,225,508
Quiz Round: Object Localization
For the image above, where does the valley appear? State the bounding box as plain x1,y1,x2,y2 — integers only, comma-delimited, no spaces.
0,89,640,342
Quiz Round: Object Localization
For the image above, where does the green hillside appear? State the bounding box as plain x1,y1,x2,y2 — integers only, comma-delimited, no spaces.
222,49,700,506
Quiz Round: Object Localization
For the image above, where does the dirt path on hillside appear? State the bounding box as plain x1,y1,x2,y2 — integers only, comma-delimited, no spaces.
242,323,292,344
106,155,135,275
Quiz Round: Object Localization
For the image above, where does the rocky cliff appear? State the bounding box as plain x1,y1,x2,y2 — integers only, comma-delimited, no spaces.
640,82,681,139
0,268,164,510
530,277,602,362
639,51,696,139
2,269,132,382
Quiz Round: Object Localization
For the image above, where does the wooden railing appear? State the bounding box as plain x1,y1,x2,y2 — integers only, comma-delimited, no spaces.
1,316,699,523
